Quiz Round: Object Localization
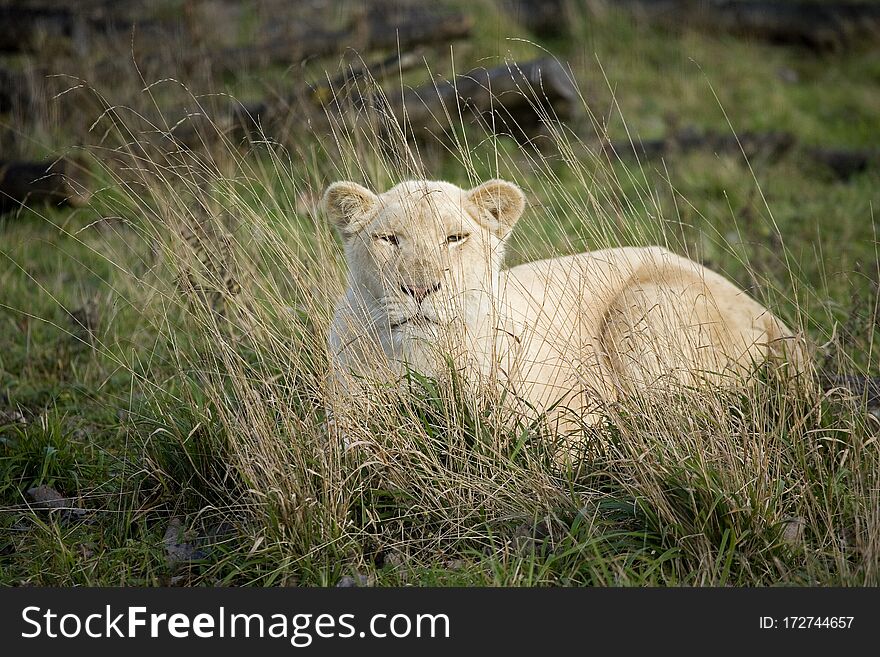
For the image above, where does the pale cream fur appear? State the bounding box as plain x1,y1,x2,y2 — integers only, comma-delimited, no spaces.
324,179,805,434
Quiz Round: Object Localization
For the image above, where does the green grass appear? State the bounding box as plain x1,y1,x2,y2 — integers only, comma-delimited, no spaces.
1,2,879,586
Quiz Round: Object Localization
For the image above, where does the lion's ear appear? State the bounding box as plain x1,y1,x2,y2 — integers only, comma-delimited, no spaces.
322,181,379,237
466,179,526,238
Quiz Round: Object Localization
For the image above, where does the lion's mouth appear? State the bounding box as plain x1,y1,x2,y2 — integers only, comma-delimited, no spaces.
390,314,436,330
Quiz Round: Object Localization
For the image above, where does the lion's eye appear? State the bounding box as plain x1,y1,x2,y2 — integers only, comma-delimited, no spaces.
374,234,400,247
446,233,469,245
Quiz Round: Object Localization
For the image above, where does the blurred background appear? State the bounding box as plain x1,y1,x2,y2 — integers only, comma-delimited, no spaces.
3,1,879,172
2,0,878,269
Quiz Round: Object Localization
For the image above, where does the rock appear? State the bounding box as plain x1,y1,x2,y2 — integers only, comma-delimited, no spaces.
25,484,86,517
776,67,799,84
26,484,66,509
336,573,370,587
1,409,27,426
163,517,208,567
781,517,805,544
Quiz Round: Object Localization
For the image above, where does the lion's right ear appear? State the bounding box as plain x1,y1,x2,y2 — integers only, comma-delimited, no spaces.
322,181,379,237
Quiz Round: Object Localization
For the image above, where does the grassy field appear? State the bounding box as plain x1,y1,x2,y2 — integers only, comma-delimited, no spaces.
1,0,879,586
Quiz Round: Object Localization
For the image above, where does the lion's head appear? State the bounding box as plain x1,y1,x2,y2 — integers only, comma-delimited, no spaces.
323,179,526,332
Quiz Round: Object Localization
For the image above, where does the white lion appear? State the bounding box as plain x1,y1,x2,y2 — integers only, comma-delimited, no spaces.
324,179,805,438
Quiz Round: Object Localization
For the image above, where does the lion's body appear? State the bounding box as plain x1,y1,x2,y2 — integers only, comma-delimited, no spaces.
324,180,803,429
494,246,799,422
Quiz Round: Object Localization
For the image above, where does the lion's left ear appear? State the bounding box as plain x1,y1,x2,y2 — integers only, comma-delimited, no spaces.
466,179,526,238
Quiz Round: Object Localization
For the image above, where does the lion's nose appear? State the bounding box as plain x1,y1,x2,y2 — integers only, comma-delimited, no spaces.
400,281,441,303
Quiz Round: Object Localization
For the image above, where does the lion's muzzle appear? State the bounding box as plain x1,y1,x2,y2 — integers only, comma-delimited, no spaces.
399,281,442,303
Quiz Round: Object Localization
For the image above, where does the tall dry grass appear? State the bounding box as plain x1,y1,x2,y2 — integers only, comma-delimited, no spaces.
70,52,880,585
